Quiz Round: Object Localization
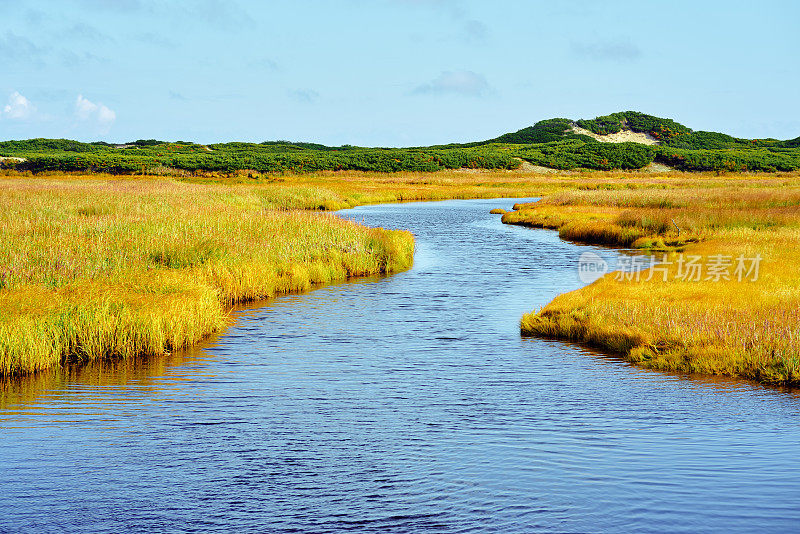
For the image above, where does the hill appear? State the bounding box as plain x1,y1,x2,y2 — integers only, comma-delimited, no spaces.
1,112,799,174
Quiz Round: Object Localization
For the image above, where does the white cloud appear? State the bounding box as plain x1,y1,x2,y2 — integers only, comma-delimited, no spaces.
75,94,98,119
2,91,37,120
75,94,116,132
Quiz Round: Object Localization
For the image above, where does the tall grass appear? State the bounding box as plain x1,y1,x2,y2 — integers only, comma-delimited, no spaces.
2,166,624,375
505,179,800,385
0,177,415,375
4,169,800,381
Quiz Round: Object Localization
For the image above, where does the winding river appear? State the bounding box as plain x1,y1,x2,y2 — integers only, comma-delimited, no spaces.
1,198,799,533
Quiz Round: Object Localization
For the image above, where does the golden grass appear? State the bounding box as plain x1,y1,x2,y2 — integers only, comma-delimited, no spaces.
0,167,587,375
0,176,418,375
4,168,800,384
506,177,800,385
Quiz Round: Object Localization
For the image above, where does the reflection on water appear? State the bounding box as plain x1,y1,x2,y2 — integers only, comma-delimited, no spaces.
0,341,216,419
1,198,799,533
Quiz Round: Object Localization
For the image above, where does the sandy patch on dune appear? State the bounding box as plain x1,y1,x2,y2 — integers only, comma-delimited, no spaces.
0,156,26,163
570,124,659,145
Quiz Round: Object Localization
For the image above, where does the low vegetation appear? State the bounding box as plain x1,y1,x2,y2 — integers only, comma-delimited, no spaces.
2,112,799,174
0,176,419,375
502,174,800,385
2,121,800,387
0,168,610,376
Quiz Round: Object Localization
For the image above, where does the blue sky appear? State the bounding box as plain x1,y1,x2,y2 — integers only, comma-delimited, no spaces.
1,0,798,145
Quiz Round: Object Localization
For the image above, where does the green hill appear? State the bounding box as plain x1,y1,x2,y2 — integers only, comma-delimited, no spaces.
1,112,799,174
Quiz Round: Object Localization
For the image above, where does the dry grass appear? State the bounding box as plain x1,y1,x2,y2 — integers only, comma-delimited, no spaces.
4,168,800,383
506,176,800,385
0,167,590,375
0,176,417,375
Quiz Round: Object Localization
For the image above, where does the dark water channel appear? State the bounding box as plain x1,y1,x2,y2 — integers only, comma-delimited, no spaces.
1,198,798,533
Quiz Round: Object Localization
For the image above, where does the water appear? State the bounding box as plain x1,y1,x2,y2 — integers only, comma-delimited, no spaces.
2,198,799,533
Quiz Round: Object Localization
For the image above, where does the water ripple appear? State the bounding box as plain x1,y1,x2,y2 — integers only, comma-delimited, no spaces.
1,198,800,533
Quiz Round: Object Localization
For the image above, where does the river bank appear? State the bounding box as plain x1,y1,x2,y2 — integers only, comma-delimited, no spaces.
3,169,798,382
3,197,799,533
0,177,417,375
0,168,573,375
500,177,800,385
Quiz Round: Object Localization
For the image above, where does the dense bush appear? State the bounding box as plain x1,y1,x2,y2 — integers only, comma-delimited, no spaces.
781,137,800,149
575,115,624,135
2,142,520,174
515,140,655,170
495,119,571,144
131,139,165,147
622,111,691,139
1,111,798,173
655,147,800,172
577,111,691,140
662,131,747,150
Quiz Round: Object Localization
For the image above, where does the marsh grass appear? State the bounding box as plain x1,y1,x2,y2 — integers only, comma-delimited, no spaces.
3,166,610,375
0,177,418,375
4,169,800,381
506,179,800,385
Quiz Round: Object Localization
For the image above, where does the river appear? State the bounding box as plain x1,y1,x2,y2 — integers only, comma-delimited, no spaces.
1,198,799,533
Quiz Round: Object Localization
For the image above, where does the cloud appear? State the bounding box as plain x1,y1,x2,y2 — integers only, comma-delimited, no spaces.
62,22,114,43
249,57,279,71
393,1,489,44
570,41,642,62
75,94,116,132
71,0,143,11
461,19,488,44
289,89,319,104
2,91,37,120
169,90,188,101
0,31,49,65
24,9,49,26
60,50,110,67
412,70,491,97
132,32,176,48
71,0,251,30
173,0,254,31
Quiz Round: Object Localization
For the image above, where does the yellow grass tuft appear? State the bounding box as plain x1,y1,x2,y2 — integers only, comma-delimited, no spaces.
0,177,416,375
509,180,800,385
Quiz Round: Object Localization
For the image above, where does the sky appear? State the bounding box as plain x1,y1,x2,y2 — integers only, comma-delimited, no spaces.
1,0,799,146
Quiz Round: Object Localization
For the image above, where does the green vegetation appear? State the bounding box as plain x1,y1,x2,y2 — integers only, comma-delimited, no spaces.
0,138,520,175
491,118,592,144
516,140,656,170
2,111,798,174
657,147,800,172
576,111,691,140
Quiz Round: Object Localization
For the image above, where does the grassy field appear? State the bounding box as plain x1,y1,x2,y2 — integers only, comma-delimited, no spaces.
2,168,799,385
501,173,800,385
0,175,419,375
0,168,577,376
